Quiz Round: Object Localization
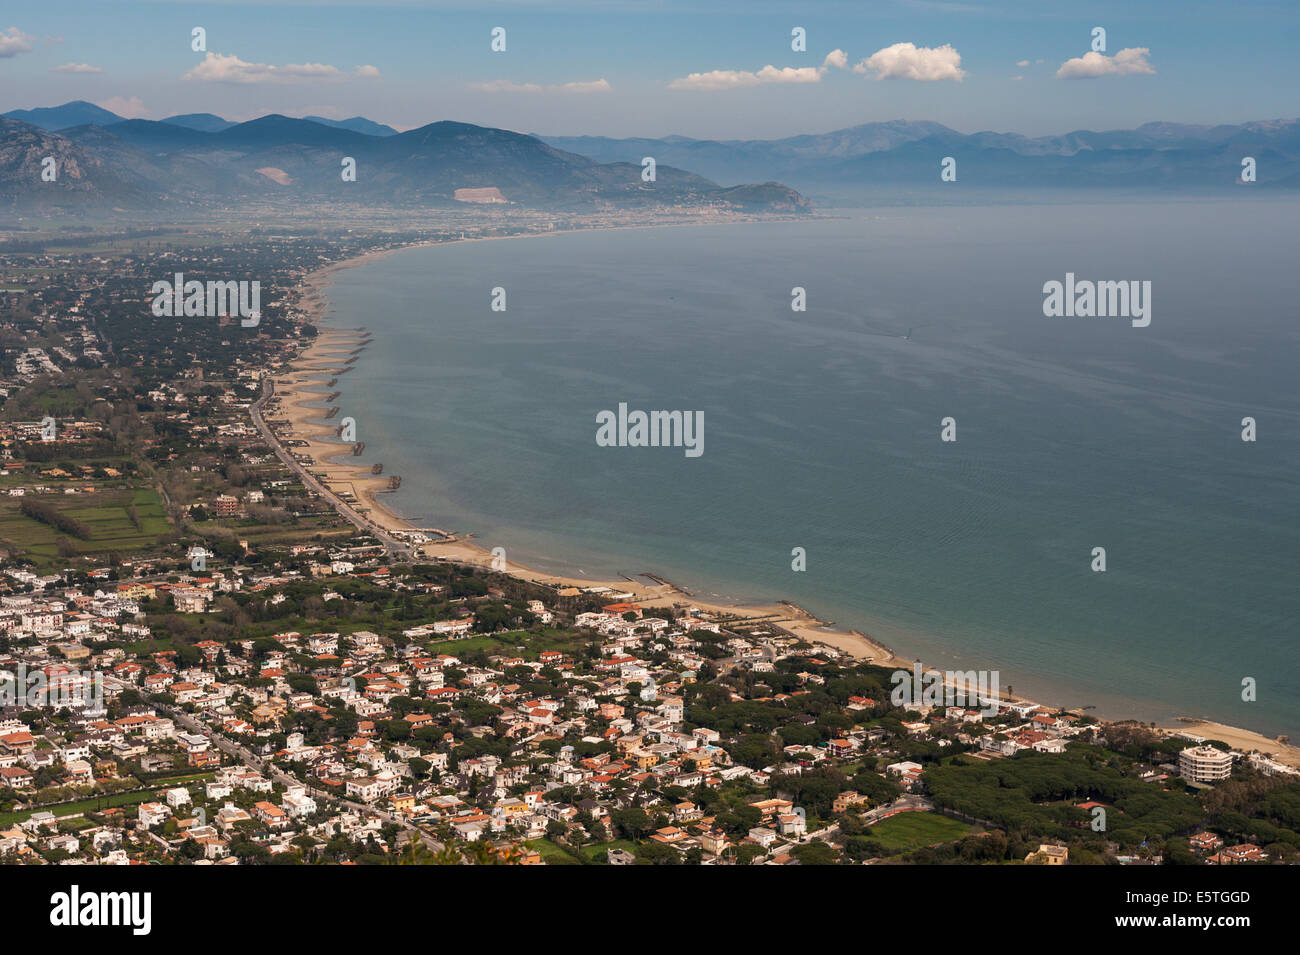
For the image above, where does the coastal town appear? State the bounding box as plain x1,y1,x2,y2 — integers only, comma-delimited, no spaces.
0,216,1298,866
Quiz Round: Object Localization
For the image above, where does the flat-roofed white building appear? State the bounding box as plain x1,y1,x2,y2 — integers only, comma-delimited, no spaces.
1179,745,1233,783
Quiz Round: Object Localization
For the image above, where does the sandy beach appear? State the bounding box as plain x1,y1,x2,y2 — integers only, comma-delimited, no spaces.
274,247,914,670
268,236,1300,771
1161,720,1300,770
270,328,910,668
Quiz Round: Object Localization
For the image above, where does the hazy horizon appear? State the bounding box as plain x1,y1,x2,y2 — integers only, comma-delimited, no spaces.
6,99,1300,145
3,1,1298,139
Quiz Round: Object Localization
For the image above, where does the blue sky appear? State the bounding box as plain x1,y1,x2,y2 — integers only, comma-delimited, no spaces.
1,0,1296,139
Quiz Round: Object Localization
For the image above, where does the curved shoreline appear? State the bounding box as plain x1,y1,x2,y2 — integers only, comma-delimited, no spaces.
269,228,1300,770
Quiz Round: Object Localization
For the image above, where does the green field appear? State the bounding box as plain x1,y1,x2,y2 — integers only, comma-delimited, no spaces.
0,772,213,826
0,486,170,560
525,838,582,865
579,838,635,862
123,636,179,655
1,789,154,827
520,837,638,865
191,512,353,549
866,812,974,852
427,628,589,660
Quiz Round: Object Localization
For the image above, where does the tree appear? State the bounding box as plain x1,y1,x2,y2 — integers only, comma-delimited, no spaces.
610,807,652,841
730,733,780,770
792,841,837,866
634,842,680,865
734,843,765,865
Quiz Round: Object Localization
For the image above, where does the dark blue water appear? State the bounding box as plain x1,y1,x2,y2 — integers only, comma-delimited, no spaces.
320,199,1300,736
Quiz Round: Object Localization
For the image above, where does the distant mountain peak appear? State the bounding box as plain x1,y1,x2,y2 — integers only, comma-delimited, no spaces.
162,113,236,133
304,115,398,137
2,100,125,131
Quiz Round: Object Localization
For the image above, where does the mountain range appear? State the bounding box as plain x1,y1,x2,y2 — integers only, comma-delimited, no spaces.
0,103,806,212
542,118,1300,188
1,101,402,137
3,100,1298,214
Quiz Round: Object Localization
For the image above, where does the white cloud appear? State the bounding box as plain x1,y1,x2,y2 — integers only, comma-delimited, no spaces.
670,49,847,90
1016,59,1030,67
1056,47,1154,80
755,65,823,83
53,62,103,74
823,48,848,70
182,52,379,84
470,79,543,93
554,78,612,93
0,26,35,57
98,96,149,119
854,42,966,81
468,77,611,94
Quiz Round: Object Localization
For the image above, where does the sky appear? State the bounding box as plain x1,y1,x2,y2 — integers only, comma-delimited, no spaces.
1,0,1297,140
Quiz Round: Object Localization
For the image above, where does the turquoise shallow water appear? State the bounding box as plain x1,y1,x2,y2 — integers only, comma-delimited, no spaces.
317,199,1300,737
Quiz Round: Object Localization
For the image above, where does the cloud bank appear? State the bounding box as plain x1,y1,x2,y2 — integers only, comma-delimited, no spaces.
1056,48,1155,79
670,49,848,90
182,52,381,84
469,78,611,94
0,26,35,57
854,42,966,81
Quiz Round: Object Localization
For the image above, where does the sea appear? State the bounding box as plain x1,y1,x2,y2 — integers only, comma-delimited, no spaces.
314,196,1300,738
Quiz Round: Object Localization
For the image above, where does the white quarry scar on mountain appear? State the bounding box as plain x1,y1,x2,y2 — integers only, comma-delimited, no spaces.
256,167,293,186
454,187,507,203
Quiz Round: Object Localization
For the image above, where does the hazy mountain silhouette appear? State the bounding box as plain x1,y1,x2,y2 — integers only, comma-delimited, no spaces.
0,113,809,211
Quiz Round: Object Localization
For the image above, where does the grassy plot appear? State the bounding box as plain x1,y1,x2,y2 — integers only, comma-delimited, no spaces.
122,636,178,656
0,486,170,559
0,789,154,828
525,838,582,865
191,513,353,550
578,838,636,862
0,772,214,827
425,628,590,661
865,811,974,852
426,635,515,656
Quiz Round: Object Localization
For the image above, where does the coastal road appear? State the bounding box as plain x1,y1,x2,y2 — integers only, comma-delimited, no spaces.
249,378,412,559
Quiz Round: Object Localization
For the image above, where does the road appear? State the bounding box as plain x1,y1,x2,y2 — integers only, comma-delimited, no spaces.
249,377,412,559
